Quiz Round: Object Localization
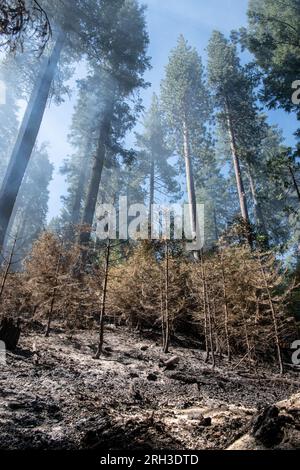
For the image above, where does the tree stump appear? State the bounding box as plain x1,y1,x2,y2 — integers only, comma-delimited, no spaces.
0,318,21,351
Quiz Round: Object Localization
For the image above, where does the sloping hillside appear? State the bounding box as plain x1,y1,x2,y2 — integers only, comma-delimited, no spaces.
0,326,299,450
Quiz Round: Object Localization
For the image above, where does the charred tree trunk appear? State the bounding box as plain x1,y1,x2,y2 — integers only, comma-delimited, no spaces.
183,119,199,261
200,251,215,367
212,297,221,357
160,270,166,351
259,258,284,375
0,31,65,251
219,252,231,362
0,317,21,351
0,235,17,299
45,245,63,338
95,239,111,359
200,252,210,362
206,286,215,368
163,241,170,353
242,308,253,372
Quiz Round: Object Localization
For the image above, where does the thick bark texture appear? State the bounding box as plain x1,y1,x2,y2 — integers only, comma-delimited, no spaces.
0,31,65,251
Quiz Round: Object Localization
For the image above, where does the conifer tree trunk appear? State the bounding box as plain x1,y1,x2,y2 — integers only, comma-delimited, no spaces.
163,241,170,354
259,258,284,375
212,298,221,356
149,155,155,238
246,165,268,241
69,146,91,241
206,285,215,368
45,247,63,338
0,235,17,299
0,31,66,251
288,164,300,202
95,239,111,358
213,205,219,241
242,308,253,372
219,252,231,361
200,251,215,367
71,166,90,226
200,252,209,361
160,270,165,350
80,95,115,247
225,99,251,243
183,120,199,260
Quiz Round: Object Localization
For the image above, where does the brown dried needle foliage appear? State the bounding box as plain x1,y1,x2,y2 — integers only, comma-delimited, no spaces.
107,241,192,351
24,232,99,334
108,242,161,330
190,246,298,372
0,236,28,324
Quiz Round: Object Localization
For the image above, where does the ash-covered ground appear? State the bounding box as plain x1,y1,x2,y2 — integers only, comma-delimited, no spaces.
0,325,299,450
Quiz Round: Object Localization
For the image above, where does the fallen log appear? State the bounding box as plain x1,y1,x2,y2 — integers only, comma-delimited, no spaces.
161,355,180,370
283,362,300,372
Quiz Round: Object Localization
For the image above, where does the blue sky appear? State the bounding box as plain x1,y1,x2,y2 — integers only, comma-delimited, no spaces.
35,0,298,221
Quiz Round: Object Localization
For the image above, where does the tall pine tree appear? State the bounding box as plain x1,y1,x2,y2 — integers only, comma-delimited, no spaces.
161,36,210,258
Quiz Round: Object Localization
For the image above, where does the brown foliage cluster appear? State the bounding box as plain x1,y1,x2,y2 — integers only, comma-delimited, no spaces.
108,243,297,371
108,242,191,334
190,247,297,372
23,232,101,331
0,232,298,372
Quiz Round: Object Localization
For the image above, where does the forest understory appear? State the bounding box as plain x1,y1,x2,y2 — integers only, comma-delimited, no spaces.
0,324,299,451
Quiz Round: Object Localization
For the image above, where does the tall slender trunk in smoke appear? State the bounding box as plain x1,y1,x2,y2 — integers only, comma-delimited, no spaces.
79,93,115,247
225,98,251,245
0,31,65,251
4,168,31,252
148,155,155,238
246,164,268,243
183,119,199,260
71,165,89,227
68,145,92,241
213,205,219,242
